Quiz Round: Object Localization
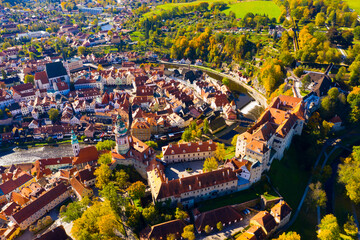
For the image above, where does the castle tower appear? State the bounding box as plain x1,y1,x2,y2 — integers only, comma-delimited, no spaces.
115,115,130,155
71,130,80,157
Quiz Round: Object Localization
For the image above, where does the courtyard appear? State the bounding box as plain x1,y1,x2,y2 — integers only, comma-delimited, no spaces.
164,160,205,180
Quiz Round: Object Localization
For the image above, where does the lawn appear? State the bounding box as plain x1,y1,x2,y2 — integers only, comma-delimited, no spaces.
222,1,281,19
145,0,281,19
197,179,278,212
345,0,360,13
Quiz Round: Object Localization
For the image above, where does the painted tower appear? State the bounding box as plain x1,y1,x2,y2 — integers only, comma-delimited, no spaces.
115,115,130,155
71,130,80,157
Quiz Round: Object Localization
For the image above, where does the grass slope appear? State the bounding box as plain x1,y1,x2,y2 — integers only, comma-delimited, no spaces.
223,1,281,19
146,0,281,19
345,0,360,13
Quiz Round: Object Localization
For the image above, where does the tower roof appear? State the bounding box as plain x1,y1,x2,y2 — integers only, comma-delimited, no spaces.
71,130,79,145
116,114,127,135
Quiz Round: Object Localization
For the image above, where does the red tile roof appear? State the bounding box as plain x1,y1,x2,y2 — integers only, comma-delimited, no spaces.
162,141,217,156
0,173,33,195
195,206,243,232
73,146,99,165
12,182,69,225
34,71,49,85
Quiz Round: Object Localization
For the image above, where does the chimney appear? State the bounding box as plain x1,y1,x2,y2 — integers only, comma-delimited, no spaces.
179,178,182,184
199,181,201,187
189,185,191,190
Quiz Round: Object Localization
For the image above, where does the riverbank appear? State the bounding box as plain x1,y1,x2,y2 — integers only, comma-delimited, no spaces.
160,61,268,108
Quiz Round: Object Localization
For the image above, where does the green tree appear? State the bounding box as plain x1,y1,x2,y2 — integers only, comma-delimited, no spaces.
315,12,326,26
98,152,112,165
339,146,360,203
354,26,360,40
1,69,7,79
115,169,129,189
275,231,301,240
24,74,34,85
142,205,159,225
214,143,226,161
318,214,340,240
60,199,88,222
48,108,59,122
203,119,209,134
182,225,196,240
94,164,112,189
71,200,124,240
294,67,304,78
145,140,158,149
204,225,211,234
308,181,327,208
127,181,146,200
216,222,223,231
96,140,116,151
182,129,192,142
175,207,189,220
78,46,86,56
203,157,218,172
231,134,239,147
344,215,358,237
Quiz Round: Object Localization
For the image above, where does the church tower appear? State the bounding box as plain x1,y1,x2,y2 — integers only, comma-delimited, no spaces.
71,130,80,157
115,115,130,155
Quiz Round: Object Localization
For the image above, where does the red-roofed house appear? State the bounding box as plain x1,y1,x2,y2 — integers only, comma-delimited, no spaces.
34,71,50,90
10,182,70,229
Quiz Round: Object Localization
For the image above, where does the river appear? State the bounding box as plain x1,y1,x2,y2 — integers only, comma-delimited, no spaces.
0,143,89,166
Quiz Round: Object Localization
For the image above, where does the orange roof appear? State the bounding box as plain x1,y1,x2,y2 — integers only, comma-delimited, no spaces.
73,146,99,165
271,200,292,221
11,192,29,206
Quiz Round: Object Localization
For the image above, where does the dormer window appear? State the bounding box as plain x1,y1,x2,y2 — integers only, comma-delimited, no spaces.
208,147,211,151
197,147,200,152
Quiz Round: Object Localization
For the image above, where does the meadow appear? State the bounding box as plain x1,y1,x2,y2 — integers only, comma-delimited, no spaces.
345,0,360,13
145,0,281,19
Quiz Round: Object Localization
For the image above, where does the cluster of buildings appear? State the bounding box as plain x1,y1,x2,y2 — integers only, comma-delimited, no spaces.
140,200,292,240
1,58,238,147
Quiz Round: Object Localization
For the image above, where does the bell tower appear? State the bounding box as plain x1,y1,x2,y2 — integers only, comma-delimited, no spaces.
71,130,80,157
115,115,130,155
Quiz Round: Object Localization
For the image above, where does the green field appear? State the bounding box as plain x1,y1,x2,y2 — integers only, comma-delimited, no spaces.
345,0,360,13
223,1,281,19
145,0,281,19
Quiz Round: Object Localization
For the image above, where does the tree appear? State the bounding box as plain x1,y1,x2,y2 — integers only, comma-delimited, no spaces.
167,234,176,240
145,140,158,149
318,214,340,240
231,134,239,146
182,225,196,240
24,74,34,85
294,67,304,78
1,70,6,79
339,146,360,203
315,12,326,26
142,205,159,225
275,231,301,240
214,143,226,161
203,118,209,134
182,129,192,142
107,30,113,36
115,169,129,189
301,75,311,91
48,108,59,122
308,181,327,208
94,164,112,189
71,200,124,240
175,207,189,220
344,215,358,237
204,225,211,234
78,46,86,56
216,222,223,231
60,200,88,222
96,140,116,151
203,157,218,172
98,152,112,165
321,120,334,138
97,64,104,71
354,26,360,40
127,181,146,199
